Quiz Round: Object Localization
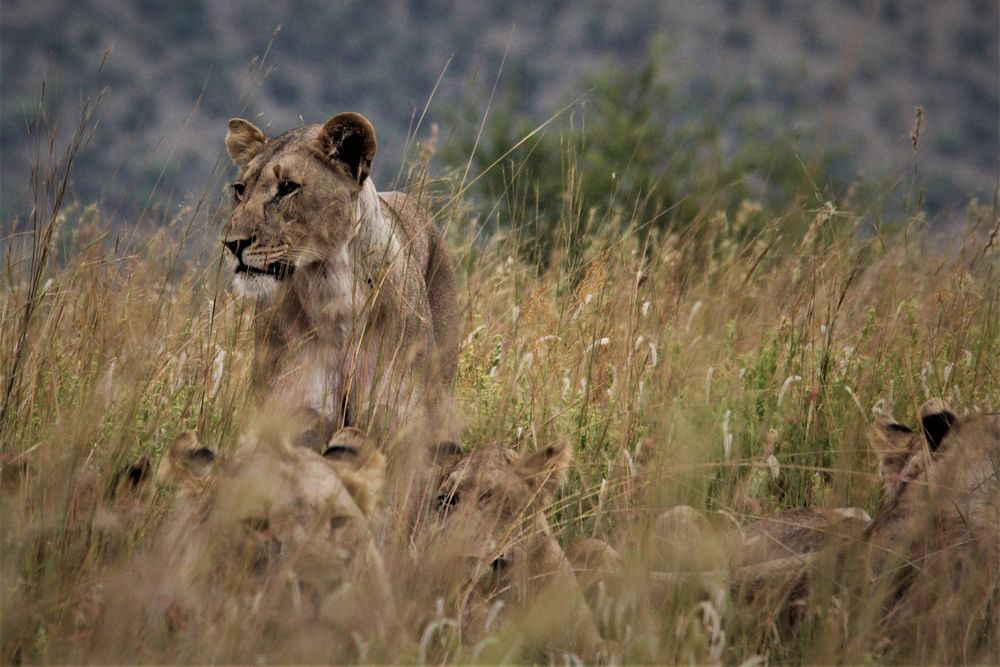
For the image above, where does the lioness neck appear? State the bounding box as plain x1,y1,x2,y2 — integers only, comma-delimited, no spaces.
250,181,389,421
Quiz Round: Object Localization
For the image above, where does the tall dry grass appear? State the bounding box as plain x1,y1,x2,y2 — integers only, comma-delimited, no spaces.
1,80,998,664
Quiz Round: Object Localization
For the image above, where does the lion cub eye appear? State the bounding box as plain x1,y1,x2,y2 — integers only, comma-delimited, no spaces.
323,443,358,460
276,180,300,198
437,491,459,509
232,183,245,202
242,517,269,533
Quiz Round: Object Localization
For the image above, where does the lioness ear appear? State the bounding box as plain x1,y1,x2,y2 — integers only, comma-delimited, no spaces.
226,118,267,167
158,430,216,486
516,440,573,508
919,398,957,450
316,112,377,184
324,427,385,518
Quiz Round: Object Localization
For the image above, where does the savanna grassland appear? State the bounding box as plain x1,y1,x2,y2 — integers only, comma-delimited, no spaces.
1,78,999,664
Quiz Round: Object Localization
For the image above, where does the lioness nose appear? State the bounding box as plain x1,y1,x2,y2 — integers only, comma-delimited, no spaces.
223,237,254,259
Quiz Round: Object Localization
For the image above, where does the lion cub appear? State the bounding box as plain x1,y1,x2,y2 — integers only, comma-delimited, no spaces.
416,440,603,654
864,399,1000,661
91,418,397,662
222,113,458,441
728,400,998,660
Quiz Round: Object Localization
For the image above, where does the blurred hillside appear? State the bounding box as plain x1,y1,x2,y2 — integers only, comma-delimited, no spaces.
1,0,997,223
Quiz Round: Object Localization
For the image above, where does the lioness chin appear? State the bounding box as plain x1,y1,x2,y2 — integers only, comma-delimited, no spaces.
222,112,458,442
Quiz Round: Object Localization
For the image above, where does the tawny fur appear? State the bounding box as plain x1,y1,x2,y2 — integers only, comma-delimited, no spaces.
417,440,603,653
862,400,1000,661
91,421,397,662
222,113,458,442
728,401,999,660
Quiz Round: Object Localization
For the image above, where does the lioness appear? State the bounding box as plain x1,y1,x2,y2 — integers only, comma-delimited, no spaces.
89,418,398,662
223,113,458,439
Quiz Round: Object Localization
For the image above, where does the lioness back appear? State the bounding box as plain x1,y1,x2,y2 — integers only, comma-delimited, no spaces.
378,190,459,390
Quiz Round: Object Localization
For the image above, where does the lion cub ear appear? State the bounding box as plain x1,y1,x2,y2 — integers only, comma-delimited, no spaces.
226,118,267,167
428,440,464,469
323,427,386,518
107,454,154,502
868,417,917,479
316,112,377,184
158,430,216,487
516,440,573,508
919,398,958,450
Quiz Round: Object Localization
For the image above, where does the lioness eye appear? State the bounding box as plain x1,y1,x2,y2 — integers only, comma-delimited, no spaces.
276,180,300,198
232,183,245,202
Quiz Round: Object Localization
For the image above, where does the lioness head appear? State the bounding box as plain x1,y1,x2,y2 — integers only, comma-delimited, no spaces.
222,113,377,297
122,420,395,660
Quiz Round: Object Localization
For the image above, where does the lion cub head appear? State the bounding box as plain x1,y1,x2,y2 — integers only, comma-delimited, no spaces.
421,440,601,651
865,399,1000,660
867,397,1000,559
222,113,377,297
133,418,394,660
